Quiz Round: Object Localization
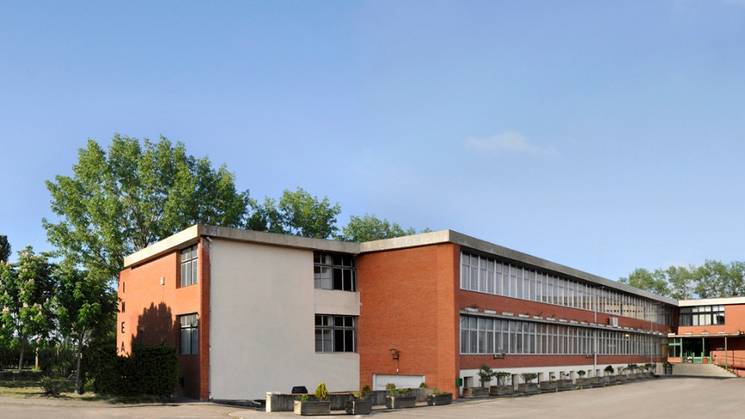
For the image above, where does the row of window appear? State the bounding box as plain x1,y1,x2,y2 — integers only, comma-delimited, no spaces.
679,305,725,326
315,314,356,353
314,252,356,292
459,315,665,357
460,251,672,324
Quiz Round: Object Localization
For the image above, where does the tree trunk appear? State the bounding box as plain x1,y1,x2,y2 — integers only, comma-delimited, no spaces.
17,340,25,372
75,337,84,394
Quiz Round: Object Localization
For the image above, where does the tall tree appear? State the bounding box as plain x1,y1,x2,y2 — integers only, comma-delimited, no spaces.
0,235,10,263
44,135,250,279
0,247,56,370
619,268,670,297
53,262,116,393
340,214,416,242
247,188,341,239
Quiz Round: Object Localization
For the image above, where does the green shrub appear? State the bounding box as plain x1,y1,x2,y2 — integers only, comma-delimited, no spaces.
88,344,177,397
478,364,494,387
314,383,329,401
604,365,615,375
577,370,586,377
521,373,538,383
40,376,70,397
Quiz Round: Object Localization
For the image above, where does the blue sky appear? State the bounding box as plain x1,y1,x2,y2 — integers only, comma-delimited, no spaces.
1,1,745,280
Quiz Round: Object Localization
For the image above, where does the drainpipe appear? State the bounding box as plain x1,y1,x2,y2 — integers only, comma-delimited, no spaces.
593,292,598,375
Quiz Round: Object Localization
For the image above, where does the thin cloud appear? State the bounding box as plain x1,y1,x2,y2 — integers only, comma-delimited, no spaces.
464,131,558,157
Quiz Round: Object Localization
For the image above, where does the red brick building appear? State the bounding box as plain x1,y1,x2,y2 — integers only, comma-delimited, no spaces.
118,225,676,401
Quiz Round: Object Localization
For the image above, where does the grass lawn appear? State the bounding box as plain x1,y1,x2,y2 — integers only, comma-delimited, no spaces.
0,379,171,404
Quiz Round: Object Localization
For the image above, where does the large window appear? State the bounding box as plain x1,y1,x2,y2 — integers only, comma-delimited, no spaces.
315,315,356,352
314,252,355,291
679,305,725,326
460,251,672,325
460,314,664,357
179,314,199,355
180,246,198,287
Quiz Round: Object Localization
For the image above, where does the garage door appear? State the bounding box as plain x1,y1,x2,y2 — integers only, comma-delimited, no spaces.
373,374,425,390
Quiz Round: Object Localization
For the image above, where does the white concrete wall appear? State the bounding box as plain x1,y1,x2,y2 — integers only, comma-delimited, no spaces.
209,239,359,400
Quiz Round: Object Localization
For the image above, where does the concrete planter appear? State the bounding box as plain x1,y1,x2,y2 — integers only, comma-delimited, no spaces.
557,379,577,391
329,393,354,411
367,390,387,406
426,393,453,406
386,394,417,409
608,376,622,385
517,383,539,395
539,381,558,393
462,387,490,398
490,385,514,396
576,378,592,389
266,393,302,412
293,400,331,416
415,388,433,402
345,399,372,415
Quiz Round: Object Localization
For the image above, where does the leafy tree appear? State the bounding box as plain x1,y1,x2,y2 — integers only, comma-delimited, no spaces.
0,235,9,263
44,135,250,279
340,214,416,242
53,262,116,393
247,188,341,239
0,247,56,370
619,268,670,297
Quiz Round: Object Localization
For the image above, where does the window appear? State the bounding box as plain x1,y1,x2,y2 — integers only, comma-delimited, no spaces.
121,301,125,313
315,315,356,352
680,305,725,326
180,246,198,287
314,252,355,291
458,251,669,324
179,314,199,355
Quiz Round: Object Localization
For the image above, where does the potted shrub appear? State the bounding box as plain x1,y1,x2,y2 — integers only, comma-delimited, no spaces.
557,371,576,391
539,372,558,393
385,384,416,409
626,364,640,380
644,363,656,377
345,387,372,415
517,373,539,395
575,370,591,388
294,383,331,416
604,365,618,385
463,365,493,397
426,388,453,406
490,372,514,396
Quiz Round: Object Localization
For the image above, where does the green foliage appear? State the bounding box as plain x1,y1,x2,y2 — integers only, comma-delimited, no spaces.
419,381,428,388
431,387,442,395
604,365,615,375
40,376,71,396
577,370,586,377
521,373,537,383
248,188,341,239
314,382,329,401
88,344,177,397
53,262,116,393
340,214,416,242
43,136,250,280
619,268,670,297
0,247,56,370
495,371,511,386
621,260,745,299
0,235,10,263
298,394,310,402
361,384,371,393
478,364,495,387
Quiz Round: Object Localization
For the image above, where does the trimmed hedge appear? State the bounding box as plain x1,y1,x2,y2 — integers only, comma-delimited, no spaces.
89,344,177,397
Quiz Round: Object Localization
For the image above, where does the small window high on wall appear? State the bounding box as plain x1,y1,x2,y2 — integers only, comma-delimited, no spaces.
180,246,198,287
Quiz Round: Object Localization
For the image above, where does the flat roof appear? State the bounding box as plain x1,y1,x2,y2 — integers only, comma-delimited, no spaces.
123,224,677,306
679,297,745,307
